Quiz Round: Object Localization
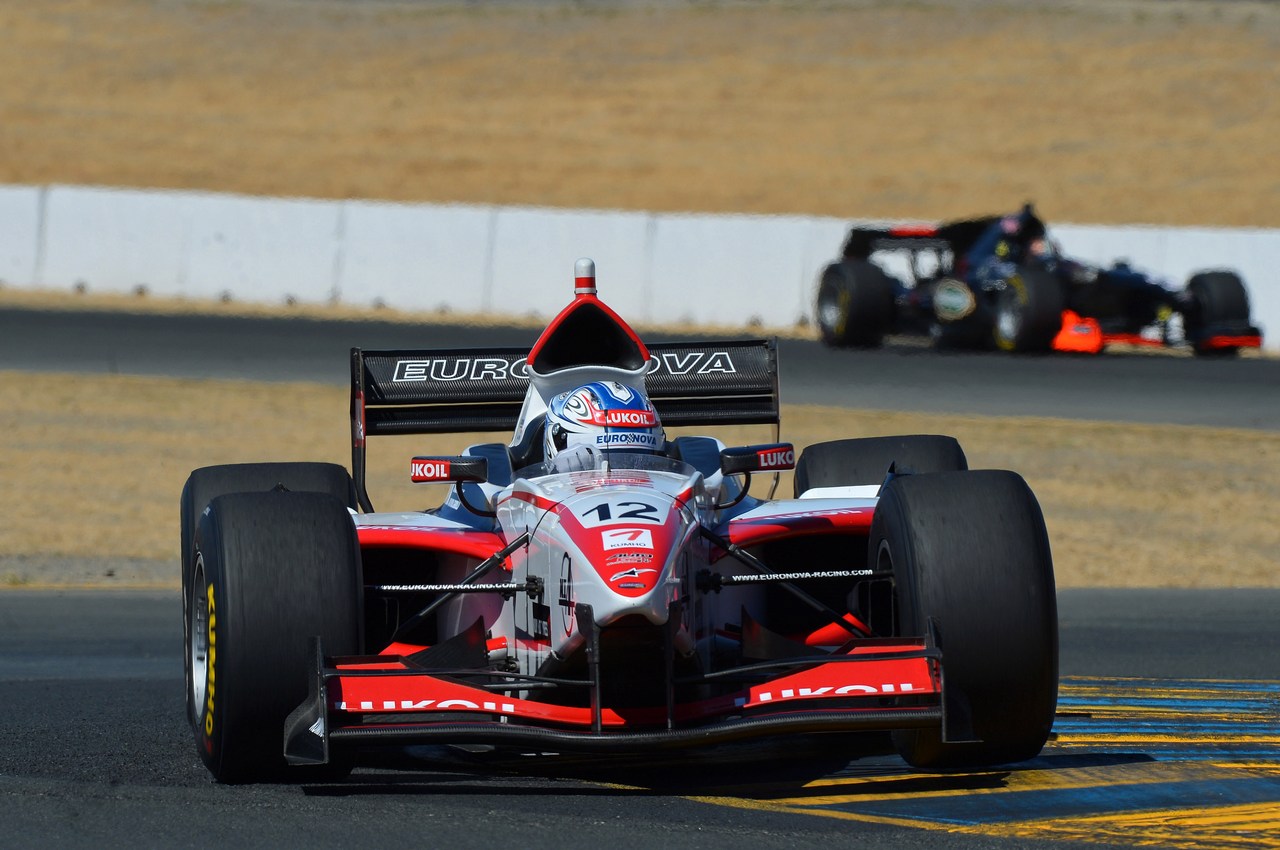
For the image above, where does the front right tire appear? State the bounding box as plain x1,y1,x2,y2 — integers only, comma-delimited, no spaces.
992,266,1064,353
180,462,357,725
188,489,363,783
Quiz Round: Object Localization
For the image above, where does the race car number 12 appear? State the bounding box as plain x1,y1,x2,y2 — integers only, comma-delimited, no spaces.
582,501,660,525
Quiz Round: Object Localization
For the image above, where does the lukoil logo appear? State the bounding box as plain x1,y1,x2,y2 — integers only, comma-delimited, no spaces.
411,459,451,481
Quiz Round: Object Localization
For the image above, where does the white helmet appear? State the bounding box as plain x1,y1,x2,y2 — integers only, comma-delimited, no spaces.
544,382,665,460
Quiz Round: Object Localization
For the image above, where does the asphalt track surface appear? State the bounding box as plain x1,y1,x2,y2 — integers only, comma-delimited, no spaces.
1,307,1278,848
1,306,1278,429
0,589,1276,850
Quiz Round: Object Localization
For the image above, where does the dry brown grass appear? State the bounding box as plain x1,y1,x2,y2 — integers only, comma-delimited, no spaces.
2,0,1278,227
2,370,1276,588
2,1,1277,589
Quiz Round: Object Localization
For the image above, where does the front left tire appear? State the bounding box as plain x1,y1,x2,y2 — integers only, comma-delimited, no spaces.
1184,270,1252,357
871,470,1058,768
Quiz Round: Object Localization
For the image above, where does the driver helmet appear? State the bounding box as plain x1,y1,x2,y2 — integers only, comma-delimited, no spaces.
544,382,665,460
1028,236,1058,261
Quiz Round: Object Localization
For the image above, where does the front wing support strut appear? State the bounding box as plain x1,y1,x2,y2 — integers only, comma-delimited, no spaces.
284,636,331,766
575,603,602,734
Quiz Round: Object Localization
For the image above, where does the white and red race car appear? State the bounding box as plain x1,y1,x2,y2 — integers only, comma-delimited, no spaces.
181,259,1058,783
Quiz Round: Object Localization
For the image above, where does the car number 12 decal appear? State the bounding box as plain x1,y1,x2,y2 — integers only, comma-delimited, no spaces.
578,500,662,527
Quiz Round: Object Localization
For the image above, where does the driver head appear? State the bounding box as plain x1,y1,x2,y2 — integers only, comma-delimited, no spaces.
544,382,665,460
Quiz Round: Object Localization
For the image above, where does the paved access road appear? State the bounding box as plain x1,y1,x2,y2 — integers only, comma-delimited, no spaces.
2,306,1278,429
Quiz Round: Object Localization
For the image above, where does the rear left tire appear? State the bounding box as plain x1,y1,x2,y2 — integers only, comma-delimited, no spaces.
794,435,968,496
815,260,896,348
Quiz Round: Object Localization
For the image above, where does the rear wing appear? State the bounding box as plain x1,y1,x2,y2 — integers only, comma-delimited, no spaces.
841,217,1002,261
349,339,779,510
840,225,954,262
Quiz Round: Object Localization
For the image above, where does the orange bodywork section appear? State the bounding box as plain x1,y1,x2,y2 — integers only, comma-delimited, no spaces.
1052,310,1104,353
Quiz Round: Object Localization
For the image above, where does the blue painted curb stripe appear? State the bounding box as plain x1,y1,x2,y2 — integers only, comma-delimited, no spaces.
796,775,1280,826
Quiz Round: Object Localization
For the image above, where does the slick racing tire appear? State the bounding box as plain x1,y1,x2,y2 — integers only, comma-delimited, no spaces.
870,470,1057,768
1185,270,1251,357
793,435,968,497
992,266,1064,353
188,489,362,783
180,462,357,723
815,259,896,348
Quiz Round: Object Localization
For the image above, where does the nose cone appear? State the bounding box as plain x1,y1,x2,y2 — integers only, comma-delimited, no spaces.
556,488,684,629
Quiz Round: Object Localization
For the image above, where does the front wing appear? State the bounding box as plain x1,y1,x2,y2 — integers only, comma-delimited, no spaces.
284,625,953,764
1051,309,1264,354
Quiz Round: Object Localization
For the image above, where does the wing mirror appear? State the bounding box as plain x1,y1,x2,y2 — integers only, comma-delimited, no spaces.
410,456,493,516
716,443,794,509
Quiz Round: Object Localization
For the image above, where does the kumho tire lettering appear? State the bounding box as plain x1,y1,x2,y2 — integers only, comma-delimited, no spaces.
203,581,216,740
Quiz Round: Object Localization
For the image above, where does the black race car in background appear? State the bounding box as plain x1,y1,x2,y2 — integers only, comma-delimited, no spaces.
815,204,1264,355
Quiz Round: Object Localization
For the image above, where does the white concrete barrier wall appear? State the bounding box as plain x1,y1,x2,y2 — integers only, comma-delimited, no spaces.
178,192,342,304
489,206,655,321
0,185,42,287
650,213,851,329
36,185,344,304
340,200,494,313
3,183,1276,350
40,186,192,297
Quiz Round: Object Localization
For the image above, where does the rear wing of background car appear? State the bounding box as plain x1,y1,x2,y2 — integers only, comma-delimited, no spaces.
840,217,1000,262
349,339,779,510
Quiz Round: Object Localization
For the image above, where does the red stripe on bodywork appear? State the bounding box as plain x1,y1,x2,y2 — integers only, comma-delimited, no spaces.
887,224,939,238
502,489,559,513
803,614,874,646
1200,334,1263,350
726,506,874,549
357,526,507,562
1100,333,1162,348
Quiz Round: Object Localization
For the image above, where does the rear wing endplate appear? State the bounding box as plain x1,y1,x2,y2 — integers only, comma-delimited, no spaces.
350,339,779,510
